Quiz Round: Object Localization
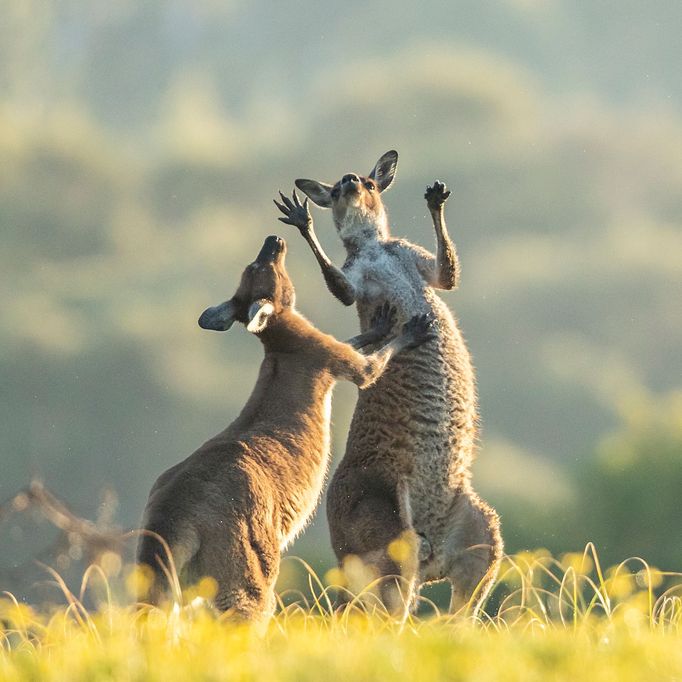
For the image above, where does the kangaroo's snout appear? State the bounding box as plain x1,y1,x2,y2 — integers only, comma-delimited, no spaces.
341,174,361,200
256,235,286,264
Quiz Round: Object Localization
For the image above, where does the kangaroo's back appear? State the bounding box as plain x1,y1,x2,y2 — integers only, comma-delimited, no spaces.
137,234,434,621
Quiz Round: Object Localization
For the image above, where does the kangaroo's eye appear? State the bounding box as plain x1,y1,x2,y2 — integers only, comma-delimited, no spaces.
331,187,340,199
364,182,374,191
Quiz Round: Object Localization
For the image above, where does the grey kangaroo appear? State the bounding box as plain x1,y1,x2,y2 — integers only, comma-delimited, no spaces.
276,151,503,616
136,234,434,622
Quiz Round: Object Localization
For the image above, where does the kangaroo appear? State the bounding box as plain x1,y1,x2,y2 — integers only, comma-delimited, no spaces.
276,151,503,616
136,234,434,623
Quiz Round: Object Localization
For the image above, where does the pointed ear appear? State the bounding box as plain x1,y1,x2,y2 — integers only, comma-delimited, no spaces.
369,150,398,192
246,299,275,334
198,299,236,331
295,179,334,208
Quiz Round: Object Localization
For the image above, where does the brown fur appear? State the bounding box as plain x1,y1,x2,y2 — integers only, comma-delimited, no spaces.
136,236,431,623
283,152,503,617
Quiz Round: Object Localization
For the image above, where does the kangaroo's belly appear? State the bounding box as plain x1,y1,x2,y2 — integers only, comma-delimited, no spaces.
345,301,477,515
342,242,479,552
344,246,429,325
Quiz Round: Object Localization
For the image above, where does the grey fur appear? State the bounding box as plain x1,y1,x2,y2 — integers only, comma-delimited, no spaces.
137,235,435,623
283,155,503,617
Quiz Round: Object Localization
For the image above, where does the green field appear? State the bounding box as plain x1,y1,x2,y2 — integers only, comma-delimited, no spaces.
2,548,681,681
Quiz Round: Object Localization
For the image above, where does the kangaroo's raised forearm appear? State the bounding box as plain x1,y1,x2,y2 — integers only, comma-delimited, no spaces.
331,341,396,389
301,226,356,306
429,204,460,290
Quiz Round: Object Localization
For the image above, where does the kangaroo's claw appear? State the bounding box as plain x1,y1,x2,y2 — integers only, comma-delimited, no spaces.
370,302,397,337
274,190,312,232
402,313,438,348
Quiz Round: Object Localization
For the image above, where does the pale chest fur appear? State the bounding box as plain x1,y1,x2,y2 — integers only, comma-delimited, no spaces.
342,241,429,328
279,390,333,550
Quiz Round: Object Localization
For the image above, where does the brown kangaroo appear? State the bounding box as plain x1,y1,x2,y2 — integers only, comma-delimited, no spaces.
276,151,503,617
136,234,435,622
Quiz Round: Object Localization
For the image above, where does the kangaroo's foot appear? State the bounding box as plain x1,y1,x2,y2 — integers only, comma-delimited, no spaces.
354,545,419,620
443,492,503,616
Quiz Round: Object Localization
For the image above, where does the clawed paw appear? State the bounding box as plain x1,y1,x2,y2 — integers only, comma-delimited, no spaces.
425,180,451,211
402,313,438,348
370,301,397,336
274,190,312,232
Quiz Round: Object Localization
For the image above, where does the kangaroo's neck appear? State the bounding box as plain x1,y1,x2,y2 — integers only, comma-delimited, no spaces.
258,309,317,353
226,310,333,438
335,208,390,252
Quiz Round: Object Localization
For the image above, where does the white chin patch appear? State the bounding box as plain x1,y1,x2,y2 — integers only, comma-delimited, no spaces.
246,301,275,333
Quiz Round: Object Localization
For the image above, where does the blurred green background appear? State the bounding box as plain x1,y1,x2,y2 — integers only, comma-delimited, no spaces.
1,0,681,597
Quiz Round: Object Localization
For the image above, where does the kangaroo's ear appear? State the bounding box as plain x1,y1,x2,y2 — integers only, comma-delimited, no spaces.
295,179,333,208
369,150,398,192
198,299,236,332
246,299,275,334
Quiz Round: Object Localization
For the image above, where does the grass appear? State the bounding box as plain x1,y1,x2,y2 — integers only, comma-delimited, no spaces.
1,545,681,681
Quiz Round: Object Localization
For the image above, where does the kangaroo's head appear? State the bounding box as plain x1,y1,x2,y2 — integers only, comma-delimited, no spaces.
198,235,295,334
295,150,398,247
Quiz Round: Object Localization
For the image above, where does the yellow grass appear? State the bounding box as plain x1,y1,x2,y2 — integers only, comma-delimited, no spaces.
1,545,681,681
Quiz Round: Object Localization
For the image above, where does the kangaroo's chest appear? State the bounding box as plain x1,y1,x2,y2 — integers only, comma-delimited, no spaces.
343,245,424,326
279,390,333,550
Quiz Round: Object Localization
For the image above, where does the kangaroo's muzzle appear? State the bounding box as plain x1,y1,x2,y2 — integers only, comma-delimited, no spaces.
256,235,286,264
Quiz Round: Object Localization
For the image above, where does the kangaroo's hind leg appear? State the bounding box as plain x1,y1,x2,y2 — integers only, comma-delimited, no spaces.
136,521,200,606
193,517,280,623
443,490,503,616
328,469,420,619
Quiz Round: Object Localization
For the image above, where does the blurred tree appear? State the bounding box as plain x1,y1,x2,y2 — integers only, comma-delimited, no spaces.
1,0,681,600
571,392,682,569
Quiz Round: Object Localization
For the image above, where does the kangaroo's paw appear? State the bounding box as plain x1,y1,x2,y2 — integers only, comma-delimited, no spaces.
274,190,312,233
402,313,438,349
370,301,397,338
425,180,451,211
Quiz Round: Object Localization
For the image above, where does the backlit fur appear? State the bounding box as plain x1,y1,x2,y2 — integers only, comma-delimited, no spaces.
294,152,503,617
137,237,425,623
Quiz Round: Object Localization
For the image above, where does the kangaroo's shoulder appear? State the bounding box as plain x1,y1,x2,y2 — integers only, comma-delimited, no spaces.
277,310,350,362
381,238,433,280
385,237,432,261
